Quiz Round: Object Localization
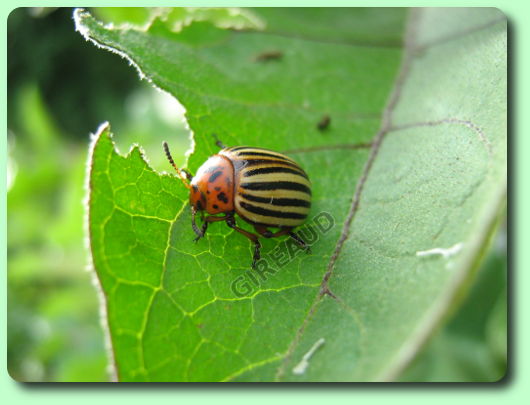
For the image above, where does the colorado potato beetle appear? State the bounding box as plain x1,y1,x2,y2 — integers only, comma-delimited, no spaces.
163,140,311,268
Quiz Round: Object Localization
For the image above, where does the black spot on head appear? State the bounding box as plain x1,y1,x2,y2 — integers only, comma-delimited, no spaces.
207,190,210,194
192,185,199,192
208,171,223,183
206,165,223,174
217,192,228,203
214,186,221,191
213,204,219,210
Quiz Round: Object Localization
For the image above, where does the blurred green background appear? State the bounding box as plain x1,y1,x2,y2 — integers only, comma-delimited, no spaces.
7,7,190,382
7,7,507,382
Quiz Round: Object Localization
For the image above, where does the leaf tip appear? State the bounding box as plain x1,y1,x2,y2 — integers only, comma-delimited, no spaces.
94,120,111,135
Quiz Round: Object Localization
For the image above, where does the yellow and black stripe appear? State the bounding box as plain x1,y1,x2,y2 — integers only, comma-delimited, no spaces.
220,147,311,228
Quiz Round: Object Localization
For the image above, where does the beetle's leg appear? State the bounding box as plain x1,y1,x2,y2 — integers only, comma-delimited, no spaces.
255,225,311,254
192,210,226,242
191,208,203,240
191,209,211,241
254,225,290,239
212,133,226,149
199,215,228,242
226,214,261,268
288,230,311,254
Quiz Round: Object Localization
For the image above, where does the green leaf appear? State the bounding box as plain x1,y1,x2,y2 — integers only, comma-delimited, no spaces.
399,230,507,382
80,7,506,381
92,7,264,31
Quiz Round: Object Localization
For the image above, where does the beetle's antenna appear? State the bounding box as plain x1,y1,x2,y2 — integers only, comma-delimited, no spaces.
163,141,192,189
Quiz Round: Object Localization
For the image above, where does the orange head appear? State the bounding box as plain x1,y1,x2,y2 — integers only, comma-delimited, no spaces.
163,142,235,215
190,154,234,214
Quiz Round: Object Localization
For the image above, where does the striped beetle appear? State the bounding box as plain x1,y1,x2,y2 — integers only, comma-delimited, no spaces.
163,140,311,268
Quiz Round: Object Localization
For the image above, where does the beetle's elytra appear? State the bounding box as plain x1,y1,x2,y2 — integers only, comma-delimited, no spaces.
163,140,311,268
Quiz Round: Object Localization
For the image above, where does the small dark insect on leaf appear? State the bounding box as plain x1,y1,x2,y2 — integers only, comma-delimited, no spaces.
255,50,283,62
317,114,331,131
212,133,226,149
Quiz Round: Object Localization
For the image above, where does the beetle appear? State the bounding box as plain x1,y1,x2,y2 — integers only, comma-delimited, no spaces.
163,139,311,268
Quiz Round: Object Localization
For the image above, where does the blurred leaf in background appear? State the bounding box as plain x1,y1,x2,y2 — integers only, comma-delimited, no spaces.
7,80,108,381
7,7,190,381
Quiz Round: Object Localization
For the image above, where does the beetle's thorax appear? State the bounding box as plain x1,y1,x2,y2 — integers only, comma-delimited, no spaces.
190,154,234,214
